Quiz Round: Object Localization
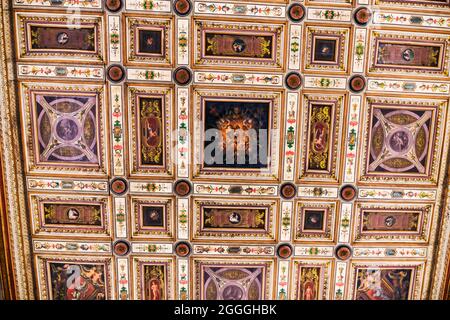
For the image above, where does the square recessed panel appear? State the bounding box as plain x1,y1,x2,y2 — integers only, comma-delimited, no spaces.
304,25,351,73
131,256,175,300
194,19,286,71
313,38,338,63
138,30,163,55
20,82,108,176
35,255,113,300
128,85,174,178
359,97,447,185
192,87,282,181
203,100,270,170
130,196,175,240
348,262,425,300
294,201,336,242
304,210,325,230
142,206,164,227
125,16,173,66
291,259,332,300
15,12,104,63
193,258,275,300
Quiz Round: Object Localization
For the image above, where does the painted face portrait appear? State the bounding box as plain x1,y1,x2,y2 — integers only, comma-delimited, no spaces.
149,279,162,300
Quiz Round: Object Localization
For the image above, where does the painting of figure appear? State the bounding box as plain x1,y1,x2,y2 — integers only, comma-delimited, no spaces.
297,267,321,300
312,123,328,153
49,262,106,300
143,264,166,300
138,97,164,166
307,104,333,171
355,268,413,300
203,100,270,169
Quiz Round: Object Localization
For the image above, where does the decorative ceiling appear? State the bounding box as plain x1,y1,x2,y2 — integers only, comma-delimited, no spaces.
0,0,450,300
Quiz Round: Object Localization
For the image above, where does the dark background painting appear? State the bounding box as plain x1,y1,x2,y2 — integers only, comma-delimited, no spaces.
142,205,164,227
313,38,337,62
138,29,163,55
203,100,270,169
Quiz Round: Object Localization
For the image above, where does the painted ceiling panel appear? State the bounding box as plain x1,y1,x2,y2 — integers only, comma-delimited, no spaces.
1,0,450,300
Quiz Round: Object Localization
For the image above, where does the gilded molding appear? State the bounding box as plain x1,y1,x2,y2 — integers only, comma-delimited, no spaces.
0,0,34,299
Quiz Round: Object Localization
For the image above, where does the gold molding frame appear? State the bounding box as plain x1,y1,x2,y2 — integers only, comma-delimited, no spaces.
0,0,35,299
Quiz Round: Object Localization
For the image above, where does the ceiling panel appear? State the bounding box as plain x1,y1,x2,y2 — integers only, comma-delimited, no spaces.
1,0,449,300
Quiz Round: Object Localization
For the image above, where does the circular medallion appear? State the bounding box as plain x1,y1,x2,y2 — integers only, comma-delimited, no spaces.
66,208,80,221
174,179,192,197
288,3,306,22
110,177,128,196
173,0,192,16
222,285,244,300
402,48,415,62
340,184,357,201
335,244,352,261
277,244,293,259
384,216,397,227
349,75,366,93
57,32,69,45
280,182,297,199
232,39,246,53
228,212,242,224
54,117,81,143
105,0,123,12
285,72,302,90
173,67,192,86
354,7,372,26
107,64,126,83
113,240,130,256
387,129,413,154
175,241,192,257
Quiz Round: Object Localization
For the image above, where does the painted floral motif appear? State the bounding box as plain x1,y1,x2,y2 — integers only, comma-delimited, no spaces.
19,65,103,79
196,72,282,86
126,0,171,11
14,0,100,7
195,2,284,17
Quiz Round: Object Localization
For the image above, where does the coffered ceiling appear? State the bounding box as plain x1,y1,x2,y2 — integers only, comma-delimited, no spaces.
0,0,450,300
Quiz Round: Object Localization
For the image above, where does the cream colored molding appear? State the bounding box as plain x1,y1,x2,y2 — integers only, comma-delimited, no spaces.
429,101,450,299
0,0,34,299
